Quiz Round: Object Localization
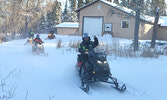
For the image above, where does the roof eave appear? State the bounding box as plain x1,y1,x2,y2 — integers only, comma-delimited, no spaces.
75,0,154,24
75,0,100,12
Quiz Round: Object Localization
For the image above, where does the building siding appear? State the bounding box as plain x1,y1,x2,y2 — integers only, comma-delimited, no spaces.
57,28,79,35
157,27,167,40
78,1,154,40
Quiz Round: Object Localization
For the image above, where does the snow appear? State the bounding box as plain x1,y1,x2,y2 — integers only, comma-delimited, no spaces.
0,34,167,100
159,16,167,26
100,0,167,26
55,22,79,28
100,0,155,23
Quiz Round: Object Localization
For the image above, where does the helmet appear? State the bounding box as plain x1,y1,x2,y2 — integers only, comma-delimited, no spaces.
82,33,90,43
83,33,89,38
36,34,40,38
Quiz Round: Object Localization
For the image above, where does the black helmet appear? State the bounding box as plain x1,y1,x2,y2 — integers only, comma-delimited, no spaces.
36,34,40,38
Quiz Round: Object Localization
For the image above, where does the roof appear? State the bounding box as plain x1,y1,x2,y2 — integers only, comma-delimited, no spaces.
55,22,79,28
76,0,155,23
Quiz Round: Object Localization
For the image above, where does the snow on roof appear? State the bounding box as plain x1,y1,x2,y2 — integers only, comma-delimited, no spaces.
100,0,155,23
100,0,167,26
159,16,167,26
55,22,79,28
76,0,155,23
76,0,167,26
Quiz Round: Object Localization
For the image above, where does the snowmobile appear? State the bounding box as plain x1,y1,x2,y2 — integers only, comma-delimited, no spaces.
32,42,48,56
25,38,33,45
76,50,126,93
47,34,55,39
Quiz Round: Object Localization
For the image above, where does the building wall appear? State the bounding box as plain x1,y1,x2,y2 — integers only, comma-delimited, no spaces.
157,27,167,40
57,28,79,35
139,22,154,40
78,1,154,40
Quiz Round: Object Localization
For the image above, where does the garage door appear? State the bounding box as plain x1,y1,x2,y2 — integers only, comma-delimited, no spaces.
83,17,103,37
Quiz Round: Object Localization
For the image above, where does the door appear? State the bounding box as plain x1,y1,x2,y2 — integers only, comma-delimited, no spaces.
83,17,103,37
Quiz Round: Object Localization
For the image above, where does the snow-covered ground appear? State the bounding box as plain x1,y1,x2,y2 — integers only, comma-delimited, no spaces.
0,34,167,100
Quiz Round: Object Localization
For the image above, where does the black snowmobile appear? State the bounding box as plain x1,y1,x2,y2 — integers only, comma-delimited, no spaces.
32,42,47,56
76,50,126,93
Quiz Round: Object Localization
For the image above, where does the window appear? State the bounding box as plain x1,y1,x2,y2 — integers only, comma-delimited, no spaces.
97,5,101,10
121,20,129,29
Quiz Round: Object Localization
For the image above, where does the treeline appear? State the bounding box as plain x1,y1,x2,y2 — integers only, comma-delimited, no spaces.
0,0,166,39
0,0,62,38
0,0,93,38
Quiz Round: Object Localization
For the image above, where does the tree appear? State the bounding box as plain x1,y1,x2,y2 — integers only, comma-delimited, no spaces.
107,0,112,2
78,0,84,8
119,0,147,51
46,0,62,31
0,0,55,38
144,0,151,14
151,7,160,48
134,0,141,51
39,13,46,32
85,0,90,4
62,0,71,22
69,0,78,22
151,0,166,15
114,0,119,4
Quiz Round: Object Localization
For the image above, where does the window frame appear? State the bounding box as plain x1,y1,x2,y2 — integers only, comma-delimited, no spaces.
121,20,130,29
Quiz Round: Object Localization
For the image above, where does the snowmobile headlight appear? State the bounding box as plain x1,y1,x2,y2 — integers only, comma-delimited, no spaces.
38,44,43,47
104,61,108,64
97,60,103,64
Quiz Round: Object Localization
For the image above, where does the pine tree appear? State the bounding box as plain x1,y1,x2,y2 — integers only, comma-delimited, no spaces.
69,0,78,22
120,0,126,6
85,0,90,4
62,0,69,22
107,0,112,2
53,0,62,25
127,0,130,5
145,0,151,14
160,0,166,15
46,0,62,30
78,0,84,8
39,13,46,32
151,0,166,15
114,0,119,4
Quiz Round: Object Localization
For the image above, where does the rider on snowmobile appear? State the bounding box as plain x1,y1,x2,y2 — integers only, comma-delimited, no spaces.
28,30,34,39
33,34,43,45
78,33,99,62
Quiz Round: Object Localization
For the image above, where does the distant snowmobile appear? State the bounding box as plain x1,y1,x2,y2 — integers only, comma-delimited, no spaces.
25,38,33,45
47,34,55,39
76,50,126,93
45,31,55,40
32,42,48,56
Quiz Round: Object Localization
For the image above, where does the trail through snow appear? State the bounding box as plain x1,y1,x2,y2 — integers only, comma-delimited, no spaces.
0,34,166,100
